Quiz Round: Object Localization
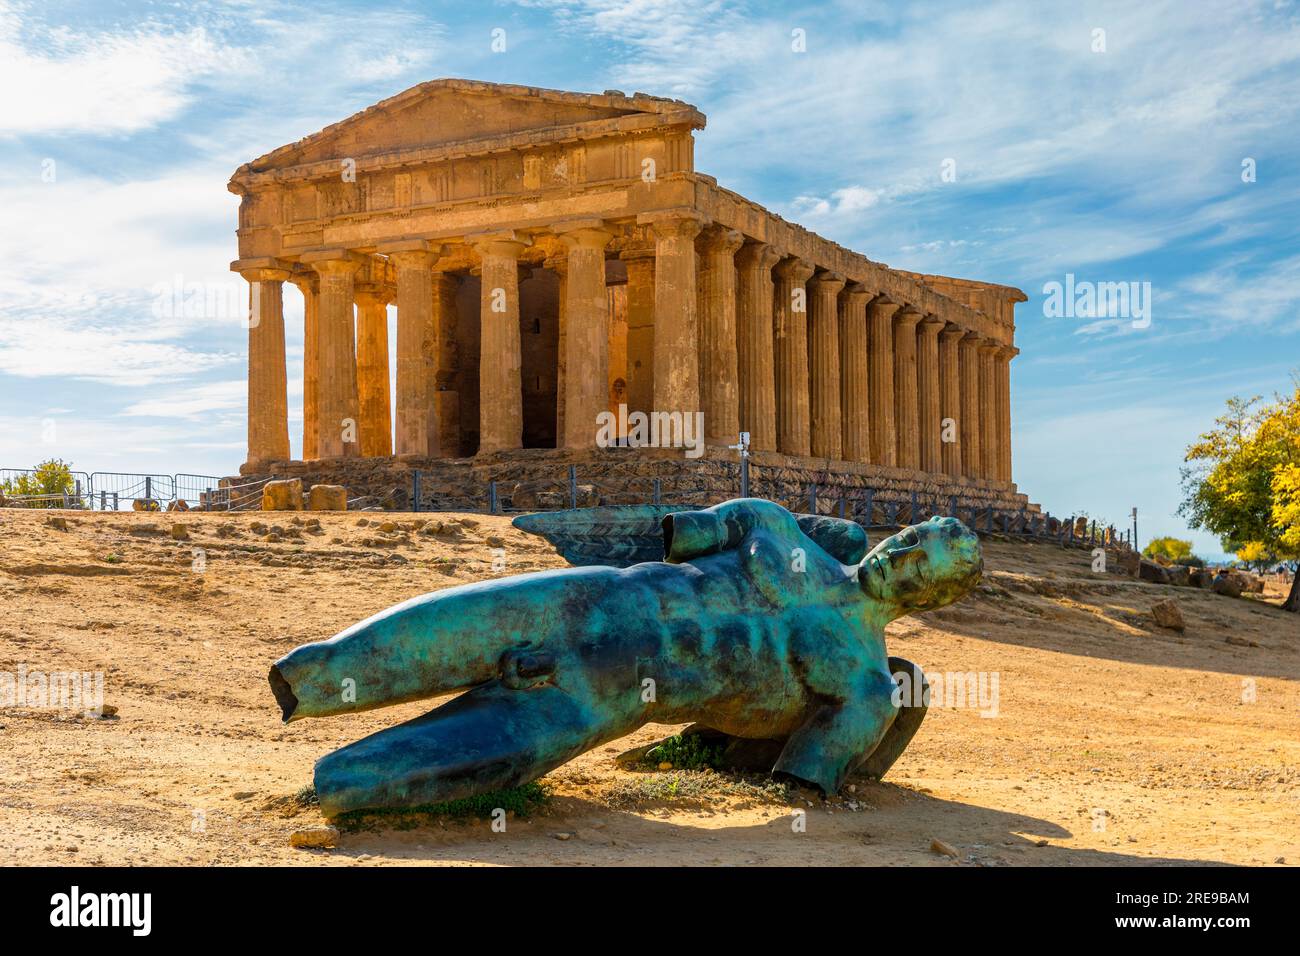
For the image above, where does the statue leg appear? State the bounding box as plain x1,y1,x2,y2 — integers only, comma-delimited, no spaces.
631,659,927,784
857,657,928,780
312,680,627,817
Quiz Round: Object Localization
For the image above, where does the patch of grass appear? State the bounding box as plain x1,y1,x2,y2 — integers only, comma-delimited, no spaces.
643,733,726,771
333,781,549,832
601,770,795,810
102,553,121,564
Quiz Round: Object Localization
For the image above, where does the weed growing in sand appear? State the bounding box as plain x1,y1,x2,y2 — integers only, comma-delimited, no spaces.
643,733,726,770
602,770,795,810
333,782,549,831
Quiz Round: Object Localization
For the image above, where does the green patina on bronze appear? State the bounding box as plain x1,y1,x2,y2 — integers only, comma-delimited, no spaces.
268,498,982,818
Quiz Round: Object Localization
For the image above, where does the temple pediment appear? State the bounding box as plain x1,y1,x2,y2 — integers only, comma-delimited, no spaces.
236,79,704,182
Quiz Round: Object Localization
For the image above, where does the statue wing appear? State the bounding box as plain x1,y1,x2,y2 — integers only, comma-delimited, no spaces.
792,513,870,564
513,503,868,568
512,505,694,567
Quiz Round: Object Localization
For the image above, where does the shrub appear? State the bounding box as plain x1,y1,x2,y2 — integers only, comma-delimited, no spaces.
0,459,76,509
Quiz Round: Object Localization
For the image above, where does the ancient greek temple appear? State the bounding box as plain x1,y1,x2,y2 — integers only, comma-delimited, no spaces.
229,80,1031,513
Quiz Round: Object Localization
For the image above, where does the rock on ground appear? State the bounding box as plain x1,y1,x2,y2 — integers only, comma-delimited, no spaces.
1151,599,1185,631
261,478,304,512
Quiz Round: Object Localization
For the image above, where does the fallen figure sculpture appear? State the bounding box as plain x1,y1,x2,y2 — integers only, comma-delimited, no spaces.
268,498,983,817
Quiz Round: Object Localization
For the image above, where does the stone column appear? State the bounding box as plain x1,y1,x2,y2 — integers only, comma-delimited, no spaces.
958,332,982,478
996,346,1018,483
867,297,899,466
557,220,613,449
380,240,440,458
471,231,529,454
302,250,365,458
544,253,568,443
734,240,779,452
892,307,923,470
354,282,393,457
838,283,871,463
917,316,944,474
641,210,705,419
622,246,655,418
978,340,1000,480
289,272,319,460
696,225,743,447
807,270,846,459
938,324,964,479
431,269,460,456
236,260,292,468
773,256,814,457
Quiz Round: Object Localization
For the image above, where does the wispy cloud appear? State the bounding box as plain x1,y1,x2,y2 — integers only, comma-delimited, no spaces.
121,379,246,419
0,1,248,136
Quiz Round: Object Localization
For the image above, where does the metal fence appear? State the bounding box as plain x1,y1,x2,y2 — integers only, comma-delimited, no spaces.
1,470,225,511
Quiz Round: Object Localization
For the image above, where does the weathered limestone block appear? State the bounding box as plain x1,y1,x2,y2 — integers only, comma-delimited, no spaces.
309,484,348,511
290,826,339,849
262,478,304,511
167,499,190,512
1151,599,1185,631
511,484,566,511
1105,549,1136,575
133,498,160,512
1166,564,1191,587
1138,559,1171,585
1211,574,1243,598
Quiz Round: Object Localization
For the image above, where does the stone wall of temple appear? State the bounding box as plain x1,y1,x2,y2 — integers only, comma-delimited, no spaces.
233,448,1040,519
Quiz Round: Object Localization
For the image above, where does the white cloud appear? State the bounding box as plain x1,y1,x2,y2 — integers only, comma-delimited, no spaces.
0,163,247,384
121,379,246,419
0,315,238,386
0,2,248,136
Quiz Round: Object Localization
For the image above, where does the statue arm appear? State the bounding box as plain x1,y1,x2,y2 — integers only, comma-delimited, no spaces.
663,499,801,563
772,671,899,794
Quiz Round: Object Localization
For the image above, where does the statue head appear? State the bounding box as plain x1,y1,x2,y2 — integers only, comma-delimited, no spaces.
858,516,983,616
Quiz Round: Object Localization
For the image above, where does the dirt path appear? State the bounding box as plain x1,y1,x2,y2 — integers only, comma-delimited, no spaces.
1,509,1295,866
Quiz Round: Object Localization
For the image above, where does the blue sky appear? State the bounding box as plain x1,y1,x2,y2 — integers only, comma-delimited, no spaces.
1,0,1297,560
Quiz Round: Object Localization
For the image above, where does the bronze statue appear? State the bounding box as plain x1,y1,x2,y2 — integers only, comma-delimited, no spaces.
269,498,982,816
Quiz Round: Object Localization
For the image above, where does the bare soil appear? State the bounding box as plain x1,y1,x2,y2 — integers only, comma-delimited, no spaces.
1,508,1296,866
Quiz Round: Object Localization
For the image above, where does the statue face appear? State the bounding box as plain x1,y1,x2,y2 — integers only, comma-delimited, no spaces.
858,516,983,613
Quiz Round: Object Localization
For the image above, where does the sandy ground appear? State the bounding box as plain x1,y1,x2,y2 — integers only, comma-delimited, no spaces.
0,507,1296,867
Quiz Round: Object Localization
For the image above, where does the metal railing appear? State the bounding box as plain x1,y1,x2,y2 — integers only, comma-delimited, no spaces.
2,470,225,511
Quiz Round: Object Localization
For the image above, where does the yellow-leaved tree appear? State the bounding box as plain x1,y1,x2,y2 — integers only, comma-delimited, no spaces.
1180,384,1300,612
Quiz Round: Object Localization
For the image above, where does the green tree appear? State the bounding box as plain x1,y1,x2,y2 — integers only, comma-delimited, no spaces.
1143,536,1193,563
1180,386,1300,612
0,459,76,509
